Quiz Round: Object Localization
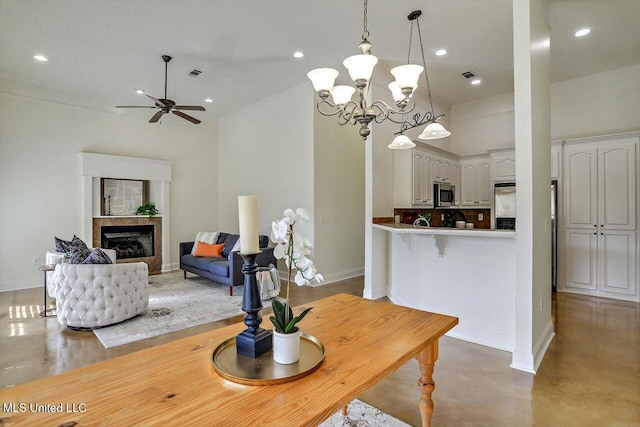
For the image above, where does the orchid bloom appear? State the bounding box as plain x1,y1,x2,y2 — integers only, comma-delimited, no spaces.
270,208,323,287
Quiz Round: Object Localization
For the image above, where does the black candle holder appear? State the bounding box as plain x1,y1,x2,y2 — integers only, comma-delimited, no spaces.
236,252,272,358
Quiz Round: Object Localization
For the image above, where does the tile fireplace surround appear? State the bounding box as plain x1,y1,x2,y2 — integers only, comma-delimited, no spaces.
80,152,173,273
93,216,162,274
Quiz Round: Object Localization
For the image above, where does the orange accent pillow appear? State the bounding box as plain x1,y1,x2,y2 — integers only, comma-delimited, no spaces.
194,242,225,258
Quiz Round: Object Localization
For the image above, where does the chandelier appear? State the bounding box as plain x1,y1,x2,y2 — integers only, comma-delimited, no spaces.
307,1,451,148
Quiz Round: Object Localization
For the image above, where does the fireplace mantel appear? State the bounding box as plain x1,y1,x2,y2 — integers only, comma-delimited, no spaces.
80,153,173,272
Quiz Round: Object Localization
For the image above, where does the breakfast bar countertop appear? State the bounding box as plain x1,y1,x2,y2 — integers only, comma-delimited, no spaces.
373,222,516,238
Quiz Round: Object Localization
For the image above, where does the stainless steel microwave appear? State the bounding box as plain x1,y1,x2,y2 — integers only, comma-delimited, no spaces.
434,183,455,207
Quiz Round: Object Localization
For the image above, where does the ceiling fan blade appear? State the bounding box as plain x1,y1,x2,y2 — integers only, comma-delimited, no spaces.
149,110,165,123
172,110,201,124
116,106,157,108
173,106,206,111
146,94,166,107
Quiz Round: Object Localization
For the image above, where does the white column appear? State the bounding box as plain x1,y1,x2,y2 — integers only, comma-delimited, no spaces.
161,180,171,272
81,176,93,243
511,0,555,373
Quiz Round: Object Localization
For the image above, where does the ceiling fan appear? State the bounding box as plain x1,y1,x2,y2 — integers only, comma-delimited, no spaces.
116,55,205,124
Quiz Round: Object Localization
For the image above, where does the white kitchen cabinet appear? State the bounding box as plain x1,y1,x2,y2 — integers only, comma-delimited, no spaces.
564,139,636,230
489,148,516,182
562,136,638,301
461,156,491,207
451,163,461,206
412,150,433,206
565,228,637,298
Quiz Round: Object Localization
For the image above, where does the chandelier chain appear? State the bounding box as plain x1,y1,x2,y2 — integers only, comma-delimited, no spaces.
416,17,436,115
362,0,369,40
407,20,415,64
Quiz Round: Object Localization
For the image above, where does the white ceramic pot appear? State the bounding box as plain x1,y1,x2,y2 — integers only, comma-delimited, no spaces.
273,329,301,364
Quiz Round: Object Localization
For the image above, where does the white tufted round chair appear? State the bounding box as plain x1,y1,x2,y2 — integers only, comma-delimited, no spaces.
52,262,149,329
45,248,117,297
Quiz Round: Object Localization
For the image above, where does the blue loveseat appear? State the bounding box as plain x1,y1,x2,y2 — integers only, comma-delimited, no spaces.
179,233,276,296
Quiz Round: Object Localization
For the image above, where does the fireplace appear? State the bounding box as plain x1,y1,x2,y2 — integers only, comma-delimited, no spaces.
93,217,162,274
101,225,155,260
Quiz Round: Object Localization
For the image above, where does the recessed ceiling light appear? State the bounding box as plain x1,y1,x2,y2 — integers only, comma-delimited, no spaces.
136,89,145,94
293,51,304,59
471,79,481,85
205,98,213,103
435,49,447,56
575,28,591,37
33,55,48,62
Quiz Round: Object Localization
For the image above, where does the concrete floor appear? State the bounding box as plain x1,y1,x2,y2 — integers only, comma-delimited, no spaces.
1,275,639,426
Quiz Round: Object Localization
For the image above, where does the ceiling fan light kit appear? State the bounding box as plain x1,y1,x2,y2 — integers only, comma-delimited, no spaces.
116,55,205,124
307,0,451,148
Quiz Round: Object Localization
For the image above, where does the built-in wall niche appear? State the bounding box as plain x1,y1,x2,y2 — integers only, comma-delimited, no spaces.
92,178,161,218
100,178,149,216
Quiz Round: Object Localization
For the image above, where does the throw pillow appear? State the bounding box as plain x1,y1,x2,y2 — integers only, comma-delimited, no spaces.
194,242,225,258
71,235,89,251
69,246,92,264
54,236,73,253
191,231,220,255
81,248,113,264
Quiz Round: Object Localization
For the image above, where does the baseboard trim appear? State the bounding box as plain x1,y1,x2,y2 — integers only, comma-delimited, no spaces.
277,267,364,287
510,320,555,374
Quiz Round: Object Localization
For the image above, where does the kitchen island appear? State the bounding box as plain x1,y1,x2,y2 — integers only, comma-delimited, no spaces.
368,223,517,351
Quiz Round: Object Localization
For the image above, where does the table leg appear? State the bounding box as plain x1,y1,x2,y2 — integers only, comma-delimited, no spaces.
41,271,47,317
416,340,438,427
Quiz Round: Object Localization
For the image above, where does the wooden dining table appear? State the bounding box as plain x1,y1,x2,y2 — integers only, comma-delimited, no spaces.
0,293,458,426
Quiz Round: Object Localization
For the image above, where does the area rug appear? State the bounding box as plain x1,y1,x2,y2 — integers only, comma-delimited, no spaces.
93,272,244,348
320,399,410,426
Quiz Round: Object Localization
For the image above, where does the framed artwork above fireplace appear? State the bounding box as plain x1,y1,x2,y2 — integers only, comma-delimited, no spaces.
100,178,146,216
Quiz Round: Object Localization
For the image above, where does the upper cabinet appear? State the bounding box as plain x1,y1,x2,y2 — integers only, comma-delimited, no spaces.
489,148,516,182
460,155,491,207
393,145,462,208
564,138,637,230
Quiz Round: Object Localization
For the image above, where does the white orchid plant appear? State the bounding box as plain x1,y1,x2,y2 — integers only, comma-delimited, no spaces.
269,208,323,334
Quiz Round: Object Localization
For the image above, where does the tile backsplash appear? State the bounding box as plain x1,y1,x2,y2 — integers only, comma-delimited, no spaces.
392,208,492,229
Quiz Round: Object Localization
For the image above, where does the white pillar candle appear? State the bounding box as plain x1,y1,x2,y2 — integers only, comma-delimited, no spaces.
238,195,260,254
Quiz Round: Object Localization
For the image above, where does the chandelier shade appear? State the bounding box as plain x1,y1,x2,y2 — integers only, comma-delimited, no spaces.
331,85,356,106
387,82,413,103
419,122,452,140
342,53,379,83
307,68,339,93
390,64,424,91
388,134,416,149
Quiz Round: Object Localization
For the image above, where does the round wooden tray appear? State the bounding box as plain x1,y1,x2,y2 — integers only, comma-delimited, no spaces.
211,333,325,386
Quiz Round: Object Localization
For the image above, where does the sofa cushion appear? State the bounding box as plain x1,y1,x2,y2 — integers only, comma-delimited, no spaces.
207,260,229,277
220,234,239,258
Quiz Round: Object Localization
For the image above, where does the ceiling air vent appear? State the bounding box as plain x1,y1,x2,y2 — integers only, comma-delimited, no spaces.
461,70,477,79
188,70,202,77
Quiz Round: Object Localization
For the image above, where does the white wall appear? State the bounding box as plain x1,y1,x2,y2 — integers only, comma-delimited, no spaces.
450,64,640,155
0,92,218,291
217,84,315,245
218,83,365,282
313,100,365,283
